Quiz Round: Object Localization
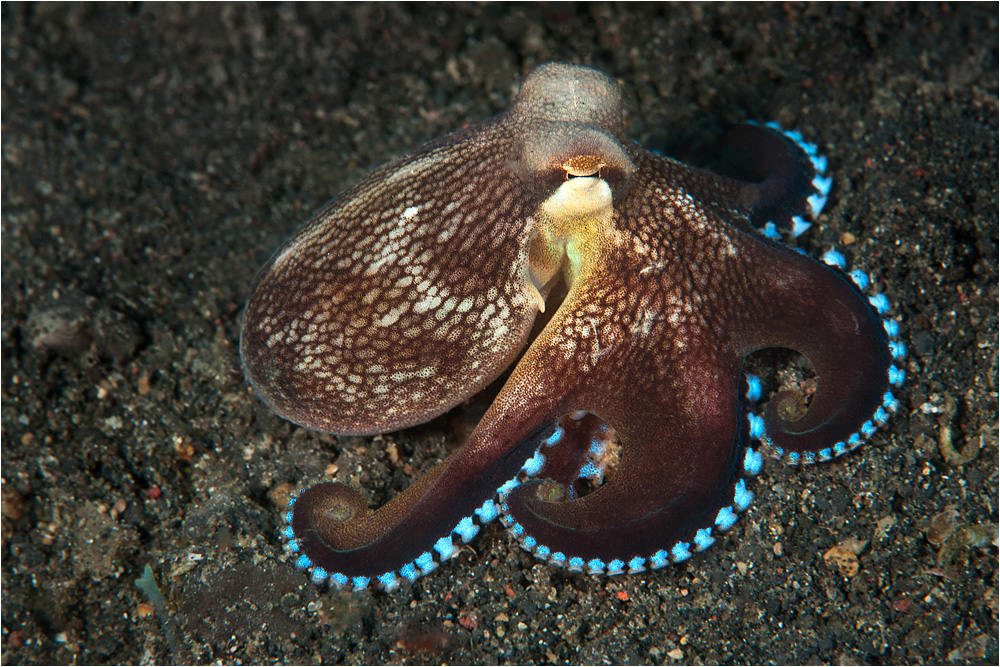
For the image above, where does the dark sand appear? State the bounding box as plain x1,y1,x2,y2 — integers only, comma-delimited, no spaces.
2,3,997,664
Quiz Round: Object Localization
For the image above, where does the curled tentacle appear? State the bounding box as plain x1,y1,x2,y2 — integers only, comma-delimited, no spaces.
286,426,542,589
733,240,902,463
499,369,754,571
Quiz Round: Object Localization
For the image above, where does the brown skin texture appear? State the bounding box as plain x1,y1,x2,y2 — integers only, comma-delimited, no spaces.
2,3,996,665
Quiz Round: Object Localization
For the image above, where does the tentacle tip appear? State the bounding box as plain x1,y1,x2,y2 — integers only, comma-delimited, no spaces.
772,389,809,424
293,481,372,527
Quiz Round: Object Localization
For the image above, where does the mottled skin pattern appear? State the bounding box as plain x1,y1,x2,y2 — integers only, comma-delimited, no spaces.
240,63,903,589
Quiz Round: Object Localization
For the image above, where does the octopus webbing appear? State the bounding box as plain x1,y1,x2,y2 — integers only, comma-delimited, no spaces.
240,62,906,591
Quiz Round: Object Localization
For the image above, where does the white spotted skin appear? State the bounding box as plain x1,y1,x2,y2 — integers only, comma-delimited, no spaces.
241,63,631,435
242,142,540,434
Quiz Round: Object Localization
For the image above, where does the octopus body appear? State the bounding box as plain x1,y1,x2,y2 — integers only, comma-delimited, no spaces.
240,63,906,591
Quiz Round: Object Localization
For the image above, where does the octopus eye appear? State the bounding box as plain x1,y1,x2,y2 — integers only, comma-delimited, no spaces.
516,126,635,198
563,155,605,180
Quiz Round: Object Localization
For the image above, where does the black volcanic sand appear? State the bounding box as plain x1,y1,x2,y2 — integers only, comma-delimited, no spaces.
2,3,997,665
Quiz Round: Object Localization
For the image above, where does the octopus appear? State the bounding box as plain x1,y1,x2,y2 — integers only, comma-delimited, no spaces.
240,63,906,591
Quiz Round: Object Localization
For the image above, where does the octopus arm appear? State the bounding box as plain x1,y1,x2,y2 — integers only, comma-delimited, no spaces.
496,274,756,565
286,313,601,581
737,239,895,458
664,122,830,235
288,425,544,580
